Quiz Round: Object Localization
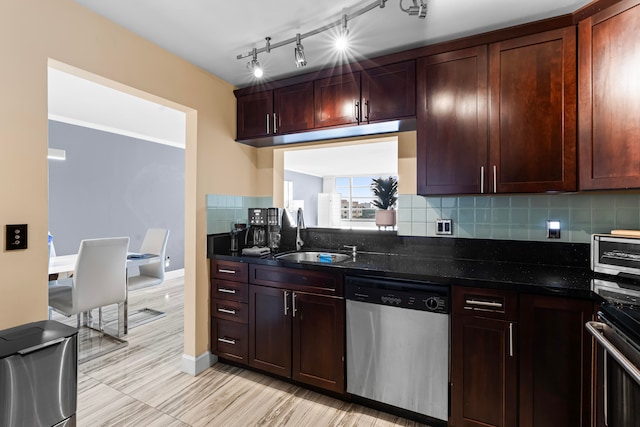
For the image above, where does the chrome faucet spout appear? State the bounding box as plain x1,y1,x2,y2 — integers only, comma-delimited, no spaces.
296,208,305,251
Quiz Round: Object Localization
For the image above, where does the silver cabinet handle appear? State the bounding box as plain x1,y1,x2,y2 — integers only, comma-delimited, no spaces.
508,322,514,357
493,165,497,193
218,288,237,294
480,166,485,194
355,101,360,123
284,290,289,316
465,299,503,308
292,292,298,318
218,337,236,345
266,114,270,134
364,99,370,123
218,308,237,315
586,321,640,385
604,347,609,426
218,269,236,274
273,113,278,133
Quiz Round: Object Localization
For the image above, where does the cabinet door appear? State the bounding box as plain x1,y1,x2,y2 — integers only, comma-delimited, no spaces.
273,82,314,134
488,27,577,193
417,46,488,195
314,72,361,128
450,315,517,427
578,0,640,190
362,61,415,123
519,295,594,427
236,91,273,139
291,292,345,393
248,285,291,377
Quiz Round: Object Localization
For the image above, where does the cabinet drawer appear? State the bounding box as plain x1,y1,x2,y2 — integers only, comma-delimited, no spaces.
211,259,248,282
453,286,517,320
249,264,343,296
211,299,248,324
211,318,248,364
211,279,248,303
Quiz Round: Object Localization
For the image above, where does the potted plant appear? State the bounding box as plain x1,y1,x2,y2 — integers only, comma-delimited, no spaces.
371,176,398,229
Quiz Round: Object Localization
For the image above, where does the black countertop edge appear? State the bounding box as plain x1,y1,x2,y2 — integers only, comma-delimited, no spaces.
211,250,600,301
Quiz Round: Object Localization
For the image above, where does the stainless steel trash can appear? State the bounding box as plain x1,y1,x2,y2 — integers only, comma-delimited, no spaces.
0,320,78,427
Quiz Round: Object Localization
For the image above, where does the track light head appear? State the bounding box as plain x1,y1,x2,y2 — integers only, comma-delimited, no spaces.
294,34,307,68
247,48,264,78
400,0,427,19
335,14,349,51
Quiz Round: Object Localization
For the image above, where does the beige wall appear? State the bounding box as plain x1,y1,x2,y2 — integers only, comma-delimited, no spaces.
0,0,258,359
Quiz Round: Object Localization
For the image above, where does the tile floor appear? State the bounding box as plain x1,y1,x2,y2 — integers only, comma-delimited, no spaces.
51,276,429,426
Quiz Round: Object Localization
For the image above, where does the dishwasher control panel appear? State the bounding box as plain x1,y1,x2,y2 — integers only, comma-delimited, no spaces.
346,275,449,314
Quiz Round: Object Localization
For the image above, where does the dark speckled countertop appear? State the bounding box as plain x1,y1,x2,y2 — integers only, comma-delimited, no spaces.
212,249,598,300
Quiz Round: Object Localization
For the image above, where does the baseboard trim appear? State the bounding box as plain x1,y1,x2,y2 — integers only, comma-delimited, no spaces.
181,351,216,376
165,268,184,280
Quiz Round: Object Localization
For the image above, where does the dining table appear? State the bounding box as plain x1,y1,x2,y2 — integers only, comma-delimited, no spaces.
48,253,161,336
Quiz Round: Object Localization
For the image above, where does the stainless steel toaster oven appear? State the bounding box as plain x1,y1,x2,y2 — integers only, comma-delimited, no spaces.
592,233,640,277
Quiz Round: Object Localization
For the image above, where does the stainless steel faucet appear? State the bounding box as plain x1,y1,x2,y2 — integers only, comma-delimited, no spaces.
296,208,305,251
343,245,357,257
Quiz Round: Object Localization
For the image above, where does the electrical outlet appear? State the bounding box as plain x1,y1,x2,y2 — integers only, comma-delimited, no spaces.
6,224,28,250
436,219,453,235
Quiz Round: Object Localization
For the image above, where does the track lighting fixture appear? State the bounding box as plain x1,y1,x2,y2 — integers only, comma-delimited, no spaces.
400,0,427,19
294,34,307,68
237,0,427,78
335,14,349,51
246,48,263,78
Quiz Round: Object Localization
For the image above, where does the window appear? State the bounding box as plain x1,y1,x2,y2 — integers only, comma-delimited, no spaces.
335,176,379,221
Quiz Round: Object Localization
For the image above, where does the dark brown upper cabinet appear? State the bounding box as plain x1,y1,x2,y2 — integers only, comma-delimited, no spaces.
314,72,362,128
489,27,577,193
236,81,314,140
417,27,577,195
578,0,640,190
361,60,416,123
417,46,488,195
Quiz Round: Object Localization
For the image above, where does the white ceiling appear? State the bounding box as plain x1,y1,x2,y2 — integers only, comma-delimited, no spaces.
73,0,592,89
48,67,186,148
284,139,398,177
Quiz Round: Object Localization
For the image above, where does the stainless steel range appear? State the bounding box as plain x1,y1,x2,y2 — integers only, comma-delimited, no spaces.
587,234,640,427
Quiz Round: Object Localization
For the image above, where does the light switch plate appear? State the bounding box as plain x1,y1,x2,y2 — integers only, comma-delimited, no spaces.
6,224,28,250
436,219,453,235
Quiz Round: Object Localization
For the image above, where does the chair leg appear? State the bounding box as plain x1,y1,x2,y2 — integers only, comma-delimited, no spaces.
76,313,81,329
99,307,103,331
117,302,125,338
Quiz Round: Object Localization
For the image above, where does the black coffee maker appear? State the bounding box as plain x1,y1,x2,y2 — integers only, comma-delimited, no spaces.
246,208,267,247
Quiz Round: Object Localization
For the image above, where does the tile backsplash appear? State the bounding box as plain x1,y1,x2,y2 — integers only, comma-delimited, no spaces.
397,193,640,243
206,194,273,234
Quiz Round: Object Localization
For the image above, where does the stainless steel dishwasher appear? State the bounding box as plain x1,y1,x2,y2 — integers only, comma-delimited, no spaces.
346,275,449,423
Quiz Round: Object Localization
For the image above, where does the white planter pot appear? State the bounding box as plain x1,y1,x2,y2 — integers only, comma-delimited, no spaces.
375,210,396,229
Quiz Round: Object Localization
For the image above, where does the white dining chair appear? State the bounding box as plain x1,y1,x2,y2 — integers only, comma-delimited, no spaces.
48,237,129,345
127,228,170,291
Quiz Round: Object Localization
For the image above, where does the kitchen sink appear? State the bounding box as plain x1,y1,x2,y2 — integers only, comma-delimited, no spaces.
275,251,351,263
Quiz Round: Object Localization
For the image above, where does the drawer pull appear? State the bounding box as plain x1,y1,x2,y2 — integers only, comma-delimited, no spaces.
218,288,237,294
218,337,236,345
465,299,503,308
218,308,237,315
218,268,236,274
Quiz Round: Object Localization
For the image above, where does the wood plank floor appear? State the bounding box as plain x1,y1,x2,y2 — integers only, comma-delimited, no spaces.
51,276,430,426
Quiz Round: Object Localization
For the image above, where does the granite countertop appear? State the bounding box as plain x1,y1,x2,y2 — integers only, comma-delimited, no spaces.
212,249,599,300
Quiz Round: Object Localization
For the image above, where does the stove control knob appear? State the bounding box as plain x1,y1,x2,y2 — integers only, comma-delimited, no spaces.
425,297,439,310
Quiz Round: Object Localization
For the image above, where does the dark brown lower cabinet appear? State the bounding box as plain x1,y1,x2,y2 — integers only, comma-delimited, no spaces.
292,292,344,392
451,287,594,427
519,294,594,427
450,315,518,427
248,285,291,377
249,284,345,394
